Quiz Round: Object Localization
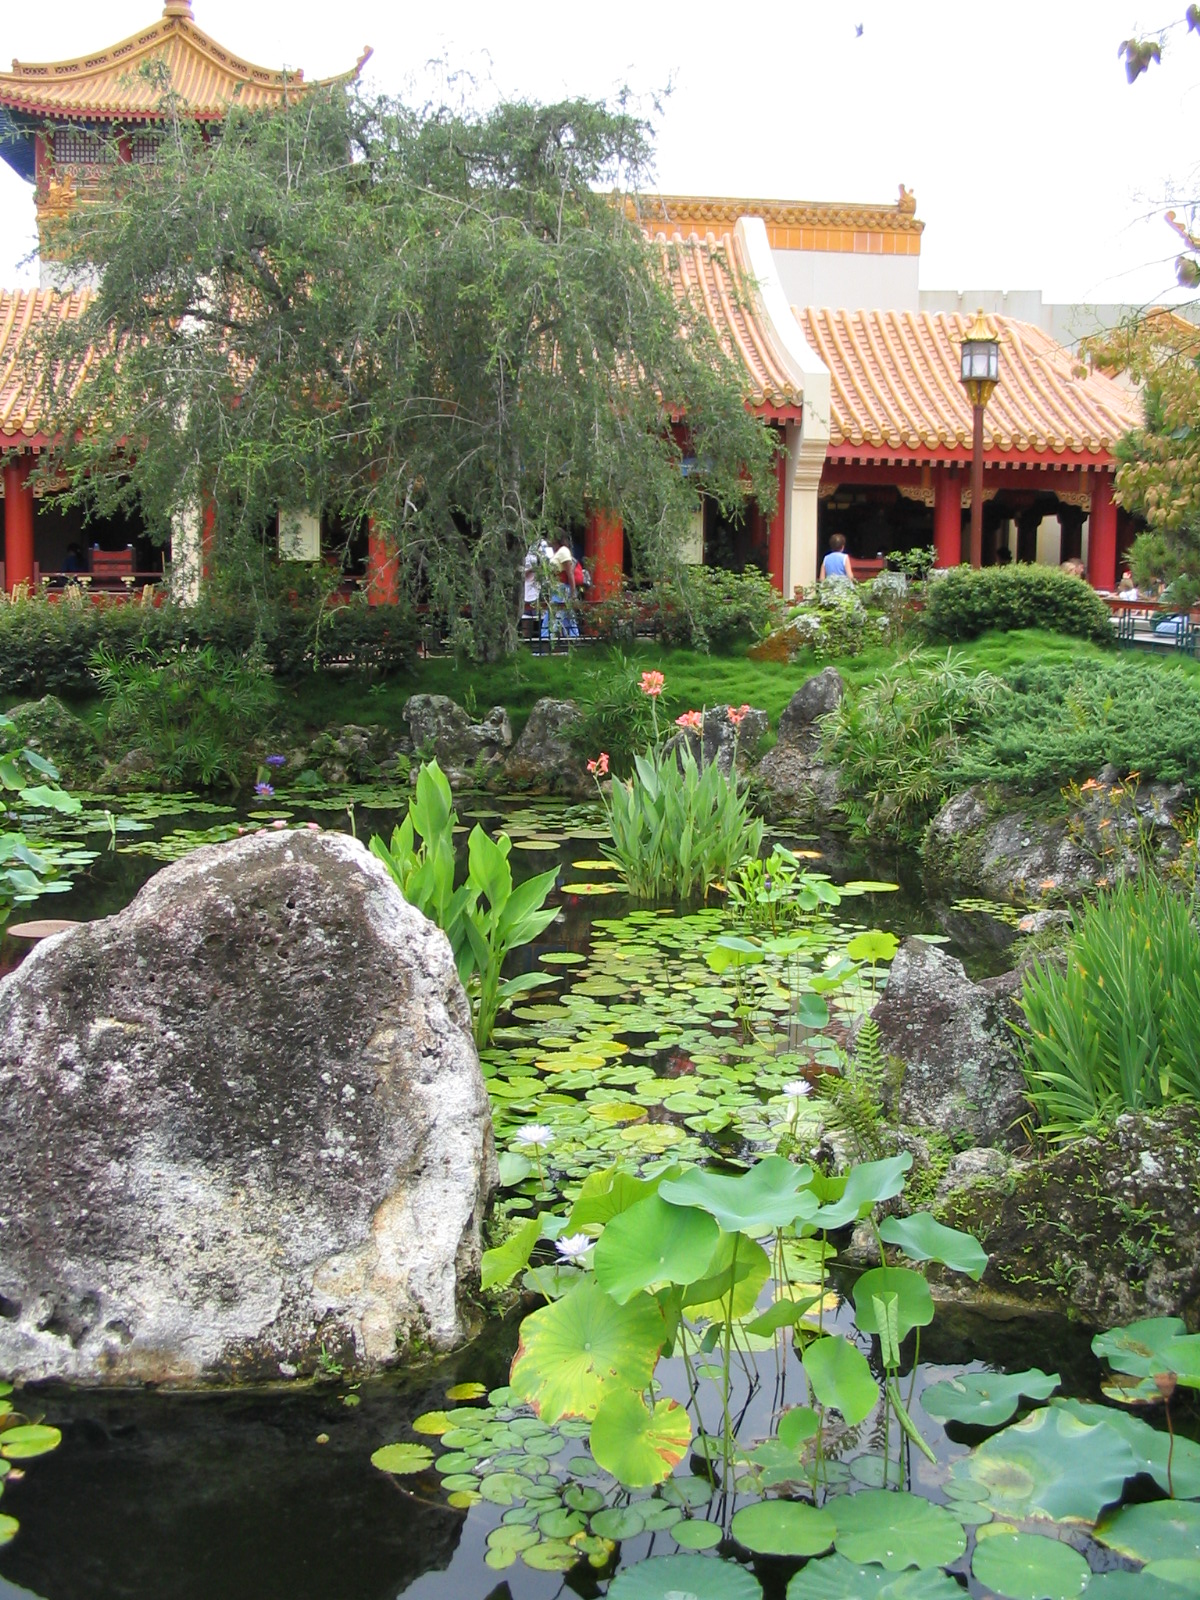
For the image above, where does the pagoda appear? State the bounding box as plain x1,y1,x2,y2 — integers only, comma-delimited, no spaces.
0,1,370,280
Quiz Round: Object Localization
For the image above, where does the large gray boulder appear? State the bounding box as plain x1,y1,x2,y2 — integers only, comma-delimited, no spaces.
755,669,845,824
0,829,497,1386
2,694,102,786
504,698,590,795
404,694,512,786
777,667,845,748
666,704,768,777
870,937,1029,1149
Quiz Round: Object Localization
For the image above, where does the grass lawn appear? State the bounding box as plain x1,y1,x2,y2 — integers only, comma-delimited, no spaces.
279,627,1200,741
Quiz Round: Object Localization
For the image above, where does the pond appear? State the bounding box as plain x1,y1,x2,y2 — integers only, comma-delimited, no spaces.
0,790,1189,1600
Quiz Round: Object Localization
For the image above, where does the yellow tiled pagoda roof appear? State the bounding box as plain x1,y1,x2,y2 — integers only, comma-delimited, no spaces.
0,4,371,122
796,307,1141,457
641,190,923,257
653,229,802,412
0,288,92,443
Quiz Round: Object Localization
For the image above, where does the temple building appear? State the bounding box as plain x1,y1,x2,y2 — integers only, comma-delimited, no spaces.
0,3,1143,599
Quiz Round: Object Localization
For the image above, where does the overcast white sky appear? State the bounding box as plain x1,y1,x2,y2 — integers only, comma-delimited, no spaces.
2,1,1198,306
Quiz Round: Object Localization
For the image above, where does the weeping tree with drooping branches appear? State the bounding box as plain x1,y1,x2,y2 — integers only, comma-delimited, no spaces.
30,79,777,657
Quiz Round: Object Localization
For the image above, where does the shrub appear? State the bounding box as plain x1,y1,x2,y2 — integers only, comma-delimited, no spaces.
821,649,1000,844
922,563,1113,643
1018,876,1200,1140
951,659,1200,789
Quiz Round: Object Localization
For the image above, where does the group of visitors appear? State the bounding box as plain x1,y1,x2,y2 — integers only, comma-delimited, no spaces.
523,539,591,647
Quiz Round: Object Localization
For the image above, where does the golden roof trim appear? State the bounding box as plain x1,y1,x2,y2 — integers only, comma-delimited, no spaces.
637,186,923,236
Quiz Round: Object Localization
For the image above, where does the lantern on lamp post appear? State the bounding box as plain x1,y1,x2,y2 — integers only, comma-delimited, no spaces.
959,311,1000,568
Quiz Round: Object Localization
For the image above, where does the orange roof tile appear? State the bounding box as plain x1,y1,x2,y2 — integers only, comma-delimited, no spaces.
0,288,92,443
653,228,801,412
796,308,1141,457
0,5,370,122
640,189,922,238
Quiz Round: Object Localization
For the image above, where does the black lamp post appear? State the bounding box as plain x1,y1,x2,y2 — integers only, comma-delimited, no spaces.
959,311,1000,568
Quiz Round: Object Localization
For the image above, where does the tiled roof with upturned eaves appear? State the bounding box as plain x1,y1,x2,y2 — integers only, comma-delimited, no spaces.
0,289,92,444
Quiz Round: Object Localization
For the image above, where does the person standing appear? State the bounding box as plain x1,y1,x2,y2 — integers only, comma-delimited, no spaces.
820,533,855,584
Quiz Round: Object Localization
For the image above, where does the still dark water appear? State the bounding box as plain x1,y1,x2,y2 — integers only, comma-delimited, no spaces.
0,792,1051,1600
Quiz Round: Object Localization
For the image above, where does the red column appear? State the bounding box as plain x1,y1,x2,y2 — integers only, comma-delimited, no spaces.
201,497,216,581
366,520,399,606
933,467,961,568
585,510,624,601
767,448,787,593
1087,471,1118,591
3,455,35,595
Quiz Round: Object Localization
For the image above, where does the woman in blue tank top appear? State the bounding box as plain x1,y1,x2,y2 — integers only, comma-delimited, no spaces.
820,533,855,584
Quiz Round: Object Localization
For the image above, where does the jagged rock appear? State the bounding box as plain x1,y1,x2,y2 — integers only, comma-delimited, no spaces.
777,667,846,748
504,698,590,795
924,778,1190,904
2,694,102,785
0,829,497,1386
870,937,1029,1150
754,744,842,825
404,695,512,786
936,1146,1011,1198
303,723,399,785
666,705,768,777
937,1108,1200,1326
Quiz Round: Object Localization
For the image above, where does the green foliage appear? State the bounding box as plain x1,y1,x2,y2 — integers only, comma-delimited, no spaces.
570,651,660,777
920,1368,1060,1427
815,1017,897,1162
93,644,277,790
601,745,763,901
822,649,1000,844
369,760,559,1045
786,581,871,660
36,86,775,659
921,563,1114,643
0,713,85,928
951,659,1200,789
656,567,784,650
1018,876,1200,1139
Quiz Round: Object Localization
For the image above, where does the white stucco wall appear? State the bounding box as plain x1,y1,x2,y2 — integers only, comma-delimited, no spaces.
773,249,920,312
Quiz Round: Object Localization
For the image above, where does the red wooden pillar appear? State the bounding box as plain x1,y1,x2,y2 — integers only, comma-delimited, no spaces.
3,454,35,595
201,497,216,581
767,447,787,593
585,510,624,601
366,519,399,606
1087,471,1118,591
933,467,962,568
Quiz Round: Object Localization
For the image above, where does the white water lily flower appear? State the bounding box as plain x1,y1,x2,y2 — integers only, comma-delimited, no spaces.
555,1233,592,1261
781,1081,812,1100
514,1124,554,1148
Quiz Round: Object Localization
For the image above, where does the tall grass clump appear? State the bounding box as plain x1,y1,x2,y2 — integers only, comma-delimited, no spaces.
1018,876,1200,1140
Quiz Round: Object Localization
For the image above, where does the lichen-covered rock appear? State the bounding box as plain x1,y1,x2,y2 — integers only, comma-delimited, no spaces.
937,1109,1200,1327
924,778,1190,904
665,705,768,777
404,695,511,786
2,694,102,785
303,723,400,785
504,698,589,794
0,830,497,1386
754,742,842,825
870,937,1029,1149
777,667,845,748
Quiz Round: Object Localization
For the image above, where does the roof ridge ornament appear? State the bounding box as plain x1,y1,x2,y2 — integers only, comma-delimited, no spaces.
163,1,194,16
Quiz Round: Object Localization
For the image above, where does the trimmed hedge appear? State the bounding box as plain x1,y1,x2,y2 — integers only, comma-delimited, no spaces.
0,593,419,698
922,564,1113,644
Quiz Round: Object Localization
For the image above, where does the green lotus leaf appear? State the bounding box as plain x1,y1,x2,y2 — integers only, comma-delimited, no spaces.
1093,1318,1188,1377
0,1515,17,1547
590,1390,692,1489
481,1216,541,1291
659,1156,818,1235
778,1406,821,1451
852,1267,934,1343
731,1499,836,1558
1146,1559,1200,1588
742,1294,821,1338
809,1156,912,1231
608,1553,763,1600
1082,1572,1200,1598
1095,1500,1200,1564
370,1442,435,1475
673,1520,724,1550
830,1491,966,1571
970,1529,1089,1600
803,1335,879,1426
750,1438,811,1489
510,1277,664,1422
845,930,899,964
787,1553,967,1598
593,1195,721,1304
951,1406,1139,1522
683,1232,772,1322
566,1167,668,1232
795,994,831,1030
1051,1399,1200,1499
497,1152,533,1186
877,1213,988,1281
921,1368,1061,1427
591,1504,647,1541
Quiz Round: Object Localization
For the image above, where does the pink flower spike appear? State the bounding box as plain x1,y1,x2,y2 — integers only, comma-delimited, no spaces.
675,710,703,731
727,703,751,727
639,670,665,698
588,751,610,776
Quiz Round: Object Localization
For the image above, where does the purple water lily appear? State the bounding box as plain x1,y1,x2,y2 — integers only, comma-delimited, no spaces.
266,754,286,768
254,782,275,798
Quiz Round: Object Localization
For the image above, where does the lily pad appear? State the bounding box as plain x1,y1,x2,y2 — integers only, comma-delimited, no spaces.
674,1520,724,1550
0,1515,18,1547
803,1335,879,1427
510,1276,664,1421
370,1442,435,1475
951,1406,1139,1523
970,1529,1089,1600
522,1537,581,1570
877,1213,988,1281
593,1194,721,1303
590,1390,692,1489
1050,1399,1200,1499
830,1492,966,1571
921,1369,1061,1428
731,1499,836,1558
608,1553,763,1600
592,1504,647,1541
1079,1574,1199,1599
787,1554,967,1598
1096,1501,1200,1564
